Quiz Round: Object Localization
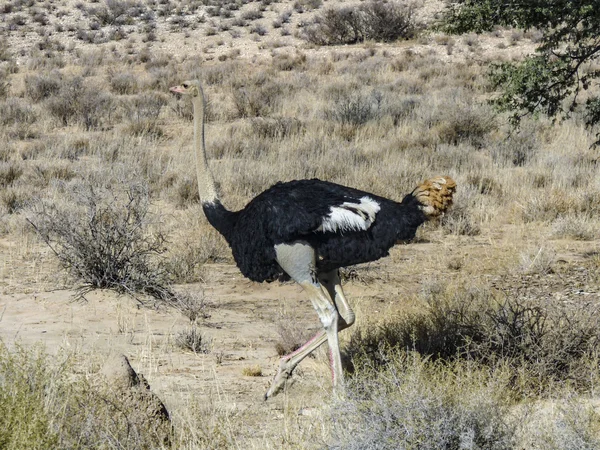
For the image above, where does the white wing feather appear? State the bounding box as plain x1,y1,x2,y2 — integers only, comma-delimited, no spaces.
318,196,380,233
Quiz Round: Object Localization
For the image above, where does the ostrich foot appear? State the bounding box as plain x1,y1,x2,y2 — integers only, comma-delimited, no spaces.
264,359,294,400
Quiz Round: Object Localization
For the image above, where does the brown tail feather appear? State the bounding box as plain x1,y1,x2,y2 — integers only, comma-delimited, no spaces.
411,176,456,219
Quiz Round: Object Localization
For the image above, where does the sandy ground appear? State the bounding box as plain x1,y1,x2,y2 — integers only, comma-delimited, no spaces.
0,230,451,404
1,223,599,446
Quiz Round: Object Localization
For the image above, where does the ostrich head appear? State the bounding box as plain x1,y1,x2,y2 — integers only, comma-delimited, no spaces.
169,80,202,97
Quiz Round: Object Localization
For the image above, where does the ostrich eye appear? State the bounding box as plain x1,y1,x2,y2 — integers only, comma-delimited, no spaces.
182,83,189,88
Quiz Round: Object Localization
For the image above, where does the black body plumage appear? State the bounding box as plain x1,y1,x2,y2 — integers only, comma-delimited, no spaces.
202,179,428,282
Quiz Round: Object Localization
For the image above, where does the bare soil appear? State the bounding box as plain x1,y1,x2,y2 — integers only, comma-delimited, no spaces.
1,227,599,442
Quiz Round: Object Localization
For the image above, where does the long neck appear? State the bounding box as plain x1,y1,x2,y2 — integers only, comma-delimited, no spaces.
192,91,218,205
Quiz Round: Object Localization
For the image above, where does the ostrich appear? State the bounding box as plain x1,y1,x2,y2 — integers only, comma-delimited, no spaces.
170,80,456,399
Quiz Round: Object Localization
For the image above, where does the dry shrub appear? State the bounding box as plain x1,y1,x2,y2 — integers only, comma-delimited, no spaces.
0,37,11,62
550,216,598,241
430,101,496,147
241,365,262,376
522,189,600,223
271,52,306,71
304,0,417,45
173,177,199,208
176,326,211,353
164,242,208,283
27,181,176,301
87,0,150,26
45,77,115,130
441,203,481,236
122,91,168,136
491,123,539,167
108,71,139,94
172,289,210,322
28,162,77,188
332,353,516,450
231,81,283,118
0,161,23,188
0,343,61,448
25,72,62,102
345,280,600,395
519,246,556,274
1,187,32,214
0,97,37,126
0,71,9,99
325,90,383,126
250,117,304,140
274,315,314,356
517,399,600,450
466,174,503,196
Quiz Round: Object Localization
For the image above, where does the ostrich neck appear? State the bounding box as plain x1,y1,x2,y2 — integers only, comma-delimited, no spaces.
192,95,218,204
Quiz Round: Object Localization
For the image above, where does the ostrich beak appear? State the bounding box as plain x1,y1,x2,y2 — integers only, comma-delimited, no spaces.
170,85,185,94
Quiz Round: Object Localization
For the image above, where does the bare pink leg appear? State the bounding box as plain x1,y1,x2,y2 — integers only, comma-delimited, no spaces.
265,269,355,400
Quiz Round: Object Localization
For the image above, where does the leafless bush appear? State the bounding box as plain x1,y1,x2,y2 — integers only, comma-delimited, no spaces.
76,28,108,45
441,204,481,236
517,399,600,449
87,0,149,26
108,71,139,94
274,316,314,356
293,0,322,12
0,37,12,62
250,24,268,36
231,81,283,118
1,187,31,214
122,91,168,136
431,101,496,147
0,162,23,188
172,289,210,323
304,0,417,45
240,8,263,20
304,7,362,45
332,353,516,450
325,90,382,125
491,123,539,166
173,177,199,207
550,216,597,241
0,71,10,99
45,77,115,129
0,98,37,126
250,117,304,139
519,246,556,274
176,326,211,353
25,72,62,102
271,52,306,71
345,281,600,393
27,181,176,302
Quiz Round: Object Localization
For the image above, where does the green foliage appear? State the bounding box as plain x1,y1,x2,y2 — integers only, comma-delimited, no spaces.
0,343,60,449
442,1,600,142
0,343,172,449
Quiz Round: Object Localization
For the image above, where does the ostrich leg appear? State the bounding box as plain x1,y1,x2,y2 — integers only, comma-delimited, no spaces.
265,267,355,400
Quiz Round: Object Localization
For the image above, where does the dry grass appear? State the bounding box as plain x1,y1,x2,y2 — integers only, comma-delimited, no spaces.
0,0,599,447
241,365,263,377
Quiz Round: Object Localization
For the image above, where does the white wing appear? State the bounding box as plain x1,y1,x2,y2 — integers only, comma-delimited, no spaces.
318,196,380,233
